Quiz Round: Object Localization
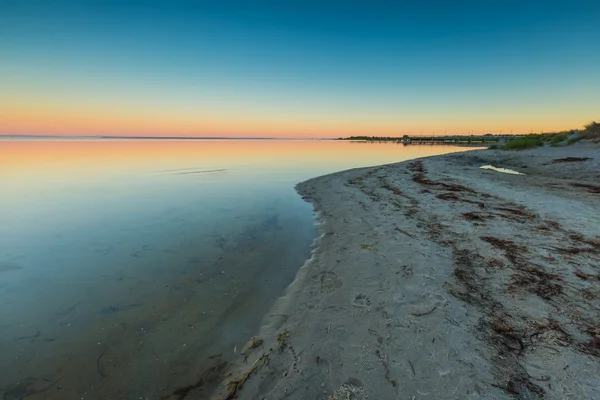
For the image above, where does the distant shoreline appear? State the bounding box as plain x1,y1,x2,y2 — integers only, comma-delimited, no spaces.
338,134,520,146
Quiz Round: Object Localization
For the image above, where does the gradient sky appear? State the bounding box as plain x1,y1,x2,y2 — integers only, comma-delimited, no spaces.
1,0,599,137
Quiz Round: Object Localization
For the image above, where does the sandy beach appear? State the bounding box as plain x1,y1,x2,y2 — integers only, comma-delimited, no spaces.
209,143,600,400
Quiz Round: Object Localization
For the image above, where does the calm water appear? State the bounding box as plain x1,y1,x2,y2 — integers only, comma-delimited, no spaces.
0,139,476,399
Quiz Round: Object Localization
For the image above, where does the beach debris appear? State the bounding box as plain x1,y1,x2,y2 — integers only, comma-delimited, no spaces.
161,357,228,400
276,329,290,351
241,336,263,361
409,160,479,194
375,349,397,388
493,206,537,222
462,212,493,222
408,359,416,376
551,157,592,163
223,353,270,400
492,376,545,398
574,269,599,281
480,236,528,266
570,182,600,194
410,306,437,317
394,226,415,238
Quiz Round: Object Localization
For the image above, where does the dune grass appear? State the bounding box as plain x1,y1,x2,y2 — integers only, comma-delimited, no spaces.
549,132,570,146
566,122,599,145
580,121,600,140
500,121,598,150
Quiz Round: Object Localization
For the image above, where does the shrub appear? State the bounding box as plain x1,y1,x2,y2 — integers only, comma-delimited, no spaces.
581,121,600,140
550,132,569,145
504,137,544,150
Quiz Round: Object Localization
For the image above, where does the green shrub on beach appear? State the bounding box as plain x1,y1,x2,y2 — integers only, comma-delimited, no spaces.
504,137,544,150
549,132,570,146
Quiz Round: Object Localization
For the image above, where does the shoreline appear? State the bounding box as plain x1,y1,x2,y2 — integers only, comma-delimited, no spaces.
211,143,600,400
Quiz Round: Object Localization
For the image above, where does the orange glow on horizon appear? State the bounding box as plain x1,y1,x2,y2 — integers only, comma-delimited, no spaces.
0,98,592,138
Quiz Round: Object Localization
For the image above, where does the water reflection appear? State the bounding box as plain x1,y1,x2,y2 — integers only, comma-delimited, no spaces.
0,139,479,399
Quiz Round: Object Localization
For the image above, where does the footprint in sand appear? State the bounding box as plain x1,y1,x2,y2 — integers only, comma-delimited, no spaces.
352,294,372,317
320,271,343,293
352,294,372,307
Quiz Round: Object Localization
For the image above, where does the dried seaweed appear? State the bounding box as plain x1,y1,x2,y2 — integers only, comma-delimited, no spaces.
462,212,493,222
494,206,536,222
571,183,600,194
509,265,563,300
222,353,270,400
490,315,526,354
574,269,599,281
552,157,592,163
242,336,264,361
381,183,403,196
436,192,461,201
162,358,228,400
375,350,397,388
480,236,528,267
553,246,598,255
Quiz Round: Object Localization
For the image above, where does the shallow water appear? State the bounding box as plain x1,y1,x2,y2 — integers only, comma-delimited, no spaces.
0,139,479,399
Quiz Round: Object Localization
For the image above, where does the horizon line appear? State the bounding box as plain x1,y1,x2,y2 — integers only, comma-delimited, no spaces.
0,132,536,141
0,134,328,140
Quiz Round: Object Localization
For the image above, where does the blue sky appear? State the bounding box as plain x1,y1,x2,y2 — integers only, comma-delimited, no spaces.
1,0,599,136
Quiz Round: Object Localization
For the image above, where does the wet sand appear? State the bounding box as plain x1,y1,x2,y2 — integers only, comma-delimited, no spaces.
214,143,600,400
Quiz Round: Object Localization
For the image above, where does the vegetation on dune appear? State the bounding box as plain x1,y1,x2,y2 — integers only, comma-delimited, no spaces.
501,120,599,150
579,121,600,141
566,122,599,145
548,132,570,146
503,137,545,150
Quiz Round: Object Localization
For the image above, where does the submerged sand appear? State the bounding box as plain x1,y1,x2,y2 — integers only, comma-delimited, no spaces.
210,143,599,400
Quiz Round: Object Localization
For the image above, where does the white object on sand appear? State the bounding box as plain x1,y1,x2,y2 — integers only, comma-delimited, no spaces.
480,165,524,175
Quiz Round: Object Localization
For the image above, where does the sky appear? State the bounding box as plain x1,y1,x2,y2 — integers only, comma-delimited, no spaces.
1,0,599,138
